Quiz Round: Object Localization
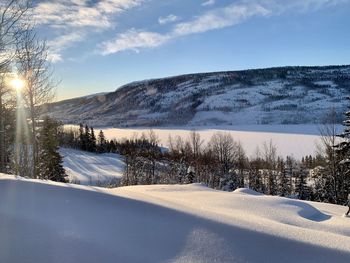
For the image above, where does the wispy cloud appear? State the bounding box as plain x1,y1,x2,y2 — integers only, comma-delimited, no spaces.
33,0,145,61
158,14,179,25
100,29,170,55
201,0,216,7
172,2,269,36
100,0,349,55
100,1,269,54
47,32,85,62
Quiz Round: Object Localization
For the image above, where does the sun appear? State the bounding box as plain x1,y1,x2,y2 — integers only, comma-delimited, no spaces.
10,78,25,91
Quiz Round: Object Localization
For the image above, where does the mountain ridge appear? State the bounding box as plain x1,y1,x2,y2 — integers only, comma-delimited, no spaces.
43,65,350,127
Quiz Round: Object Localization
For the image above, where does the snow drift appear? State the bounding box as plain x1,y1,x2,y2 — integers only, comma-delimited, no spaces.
0,175,350,263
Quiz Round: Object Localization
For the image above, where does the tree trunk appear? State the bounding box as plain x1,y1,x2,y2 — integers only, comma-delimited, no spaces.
0,95,5,172
29,99,37,178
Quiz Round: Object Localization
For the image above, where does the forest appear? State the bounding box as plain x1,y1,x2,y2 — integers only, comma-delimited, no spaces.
59,118,350,205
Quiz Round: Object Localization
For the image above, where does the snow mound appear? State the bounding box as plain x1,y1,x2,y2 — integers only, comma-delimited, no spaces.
1,175,350,263
233,187,263,196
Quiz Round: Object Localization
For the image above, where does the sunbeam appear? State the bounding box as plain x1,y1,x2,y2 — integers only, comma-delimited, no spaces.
12,78,31,176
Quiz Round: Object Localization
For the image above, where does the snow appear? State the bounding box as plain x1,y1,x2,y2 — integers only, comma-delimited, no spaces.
60,148,124,186
98,125,330,159
1,174,350,262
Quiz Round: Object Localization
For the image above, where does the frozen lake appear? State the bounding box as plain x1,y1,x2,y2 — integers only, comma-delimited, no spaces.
64,125,339,159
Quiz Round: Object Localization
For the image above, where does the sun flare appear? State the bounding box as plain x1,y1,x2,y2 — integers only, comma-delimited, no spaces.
10,78,25,91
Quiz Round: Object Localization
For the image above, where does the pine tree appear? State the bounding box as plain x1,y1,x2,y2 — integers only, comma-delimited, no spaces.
84,124,91,151
295,164,310,200
278,159,290,197
185,166,195,184
312,167,335,203
89,127,97,152
79,123,86,151
98,130,106,153
335,98,350,203
37,117,66,182
248,158,263,193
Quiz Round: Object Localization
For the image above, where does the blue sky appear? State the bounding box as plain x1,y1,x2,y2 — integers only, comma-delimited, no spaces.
32,0,350,101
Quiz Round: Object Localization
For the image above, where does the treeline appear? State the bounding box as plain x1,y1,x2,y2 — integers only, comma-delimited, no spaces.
59,122,349,205
60,124,115,154
119,131,342,204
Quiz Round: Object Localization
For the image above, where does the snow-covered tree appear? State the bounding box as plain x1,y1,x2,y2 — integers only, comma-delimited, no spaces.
335,99,350,203
98,130,106,153
277,159,290,197
295,165,310,200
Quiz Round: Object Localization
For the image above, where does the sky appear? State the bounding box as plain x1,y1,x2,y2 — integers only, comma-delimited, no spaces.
31,0,350,101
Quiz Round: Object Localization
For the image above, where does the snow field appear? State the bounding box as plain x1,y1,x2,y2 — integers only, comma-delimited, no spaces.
1,175,350,263
60,148,124,186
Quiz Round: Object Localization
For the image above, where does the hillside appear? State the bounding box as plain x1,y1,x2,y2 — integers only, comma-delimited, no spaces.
44,65,350,127
60,148,124,186
0,174,350,262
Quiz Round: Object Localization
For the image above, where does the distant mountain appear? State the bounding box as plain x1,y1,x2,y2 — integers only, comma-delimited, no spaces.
43,65,350,127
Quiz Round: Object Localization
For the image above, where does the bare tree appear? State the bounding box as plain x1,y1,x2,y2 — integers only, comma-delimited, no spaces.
16,25,56,177
262,140,278,195
189,130,203,181
0,72,14,172
317,108,342,203
0,0,29,67
208,132,238,175
0,0,29,172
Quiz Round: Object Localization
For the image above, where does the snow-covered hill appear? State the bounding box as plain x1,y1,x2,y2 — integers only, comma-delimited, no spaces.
1,174,349,262
60,148,124,186
44,65,350,127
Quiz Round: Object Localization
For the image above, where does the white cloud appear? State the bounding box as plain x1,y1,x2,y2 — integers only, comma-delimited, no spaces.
100,0,349,55
158,14,179,25
97,0,144,14
173,2,269,36
33,0,145,61
47,53,63,63
100,1,269,55
201,0,216,7
100,29,170,55
47,32,85,63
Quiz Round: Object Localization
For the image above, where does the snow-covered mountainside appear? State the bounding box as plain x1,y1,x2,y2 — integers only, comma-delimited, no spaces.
0,174,349,263
44,65,350,127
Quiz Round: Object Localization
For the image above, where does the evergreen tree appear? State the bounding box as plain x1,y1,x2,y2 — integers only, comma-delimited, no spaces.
185,166,195,184
278,159,290,197
98,130,106,153
312,167,335,203
37,117,66,182
295,165,310,200
248,158,263,193
79,123,86,151
89,127,97,152
109,140,117,153
84,124,91,151
335,98,350,203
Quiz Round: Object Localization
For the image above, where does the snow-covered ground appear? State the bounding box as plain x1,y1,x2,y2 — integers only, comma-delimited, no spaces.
0,174,349,263
60,148,124,186
98,124,331,159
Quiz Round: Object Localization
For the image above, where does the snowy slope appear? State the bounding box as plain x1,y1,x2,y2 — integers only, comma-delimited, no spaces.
44,65,350,127
1,174,350,263
60,148,124,186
